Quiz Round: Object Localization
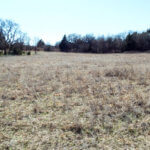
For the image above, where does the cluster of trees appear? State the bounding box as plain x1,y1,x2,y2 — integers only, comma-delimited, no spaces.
0,19,54,55
59,30,150,53
36,39,54,52
0,19,32,55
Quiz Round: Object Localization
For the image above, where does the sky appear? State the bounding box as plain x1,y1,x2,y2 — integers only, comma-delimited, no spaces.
0,0,150,45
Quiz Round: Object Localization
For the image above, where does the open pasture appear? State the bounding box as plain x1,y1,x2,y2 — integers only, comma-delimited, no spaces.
0,52,150,149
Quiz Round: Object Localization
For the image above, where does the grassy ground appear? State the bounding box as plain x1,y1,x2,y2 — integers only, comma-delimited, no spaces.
0,52,150,149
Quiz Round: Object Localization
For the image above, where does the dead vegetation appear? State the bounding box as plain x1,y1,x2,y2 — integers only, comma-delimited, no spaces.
0,52,150,149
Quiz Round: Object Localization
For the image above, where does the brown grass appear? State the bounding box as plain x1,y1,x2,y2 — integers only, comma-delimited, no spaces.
0,52,150,149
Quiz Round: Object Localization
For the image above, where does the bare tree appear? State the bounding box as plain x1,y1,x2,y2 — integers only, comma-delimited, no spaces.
0,19,21,54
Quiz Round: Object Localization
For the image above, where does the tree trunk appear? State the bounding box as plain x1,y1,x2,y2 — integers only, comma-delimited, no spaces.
35,47,37,54
4,48,7,55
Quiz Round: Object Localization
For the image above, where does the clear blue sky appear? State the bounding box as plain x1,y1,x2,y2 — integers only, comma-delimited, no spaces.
0,0,150,45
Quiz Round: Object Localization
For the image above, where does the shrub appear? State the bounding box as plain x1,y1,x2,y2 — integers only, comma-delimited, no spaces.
0,51,3,56
9,42,24,55
27,51,31,55
44,45,52,51
9,49,23,55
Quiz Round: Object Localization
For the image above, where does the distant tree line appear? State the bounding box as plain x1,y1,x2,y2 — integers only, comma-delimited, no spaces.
59,30,150,53
1,18,150,55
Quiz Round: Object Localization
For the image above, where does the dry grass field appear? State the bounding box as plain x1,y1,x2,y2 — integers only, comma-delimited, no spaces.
0,52,150,149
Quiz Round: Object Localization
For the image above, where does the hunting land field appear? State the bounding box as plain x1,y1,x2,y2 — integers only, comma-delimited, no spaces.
0,52,150,149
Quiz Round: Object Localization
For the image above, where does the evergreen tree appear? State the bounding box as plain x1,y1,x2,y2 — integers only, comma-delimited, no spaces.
125,33,136,51
59,35,70,52
37,39,45,48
